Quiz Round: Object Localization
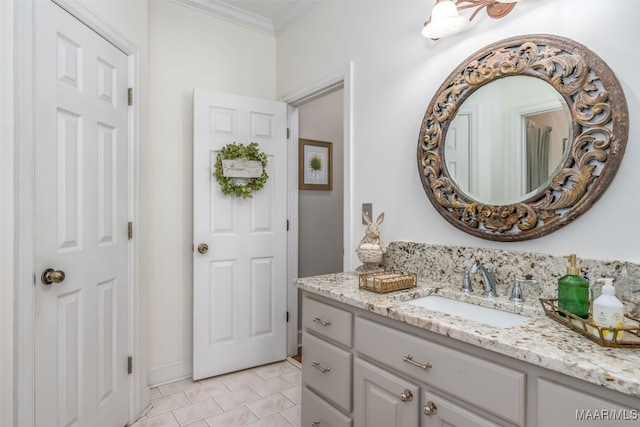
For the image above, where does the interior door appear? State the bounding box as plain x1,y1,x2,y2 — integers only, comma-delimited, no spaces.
34,1,130,425
193,89,288,380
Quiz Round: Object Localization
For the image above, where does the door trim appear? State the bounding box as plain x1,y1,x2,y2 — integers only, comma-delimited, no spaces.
14,0,144,425
280,62,354,356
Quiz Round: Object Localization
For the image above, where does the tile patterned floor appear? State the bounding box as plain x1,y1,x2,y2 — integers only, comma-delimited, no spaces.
131,359,301,427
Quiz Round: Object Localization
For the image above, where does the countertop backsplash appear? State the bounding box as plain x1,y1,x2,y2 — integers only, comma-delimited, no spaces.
380,241,640,317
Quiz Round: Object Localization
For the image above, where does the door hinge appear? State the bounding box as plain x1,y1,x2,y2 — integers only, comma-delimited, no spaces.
127,88,133,106
286,128,290,139
286,220,289,231
128,356,133,374
128,222,133,240
286,311,290,323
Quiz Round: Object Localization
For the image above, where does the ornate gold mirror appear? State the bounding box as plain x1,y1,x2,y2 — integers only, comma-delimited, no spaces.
417,34,628,241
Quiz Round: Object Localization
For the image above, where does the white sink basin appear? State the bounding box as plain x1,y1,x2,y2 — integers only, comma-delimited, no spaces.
406,295,532,328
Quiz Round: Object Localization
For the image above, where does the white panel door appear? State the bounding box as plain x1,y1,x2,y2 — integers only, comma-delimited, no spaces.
193,90,288,380
34,2,130,426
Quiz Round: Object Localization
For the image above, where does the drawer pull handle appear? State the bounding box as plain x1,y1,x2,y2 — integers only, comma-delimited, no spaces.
312,317,332,327
400,389,413,402
312,421,320,427
403,354,432,370
423,401,438,416
311,361,331,373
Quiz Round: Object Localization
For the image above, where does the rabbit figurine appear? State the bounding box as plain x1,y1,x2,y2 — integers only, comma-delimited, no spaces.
356,211,386,272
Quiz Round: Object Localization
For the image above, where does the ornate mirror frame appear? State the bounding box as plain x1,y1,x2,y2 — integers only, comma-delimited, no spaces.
417,34,629,241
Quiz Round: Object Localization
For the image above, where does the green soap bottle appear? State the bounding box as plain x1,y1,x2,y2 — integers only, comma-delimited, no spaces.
558,254,590,319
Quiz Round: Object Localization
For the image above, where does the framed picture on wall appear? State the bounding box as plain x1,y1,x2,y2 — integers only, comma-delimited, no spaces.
299,139,332,190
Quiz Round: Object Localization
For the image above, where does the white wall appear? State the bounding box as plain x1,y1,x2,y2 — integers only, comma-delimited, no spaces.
146,0,276,382
277,0,640,265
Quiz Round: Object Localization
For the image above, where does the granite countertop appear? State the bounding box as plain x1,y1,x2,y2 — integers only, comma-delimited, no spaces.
295,272,640,399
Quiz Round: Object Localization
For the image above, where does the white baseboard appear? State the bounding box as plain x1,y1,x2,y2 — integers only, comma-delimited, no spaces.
147,358,192,388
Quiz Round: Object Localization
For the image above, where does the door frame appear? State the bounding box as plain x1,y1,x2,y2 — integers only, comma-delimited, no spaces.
280,62,354,356
14,0,144,425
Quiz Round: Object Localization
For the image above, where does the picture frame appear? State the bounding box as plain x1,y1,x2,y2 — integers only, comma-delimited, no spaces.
299,139,333,190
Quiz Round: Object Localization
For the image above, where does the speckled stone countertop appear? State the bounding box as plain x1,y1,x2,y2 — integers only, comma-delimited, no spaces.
294,271,640,399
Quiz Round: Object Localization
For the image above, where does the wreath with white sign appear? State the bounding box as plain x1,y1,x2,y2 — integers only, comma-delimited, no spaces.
214,142,269,199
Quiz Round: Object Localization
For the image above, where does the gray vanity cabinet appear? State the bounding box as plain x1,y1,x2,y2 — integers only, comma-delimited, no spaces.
301,292,640,427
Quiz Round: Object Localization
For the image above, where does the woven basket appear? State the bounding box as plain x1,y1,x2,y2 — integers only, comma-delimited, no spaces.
359,271,417,293
356,247,384,264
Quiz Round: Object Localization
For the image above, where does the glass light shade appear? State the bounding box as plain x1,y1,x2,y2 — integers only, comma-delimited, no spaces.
422,1,469,39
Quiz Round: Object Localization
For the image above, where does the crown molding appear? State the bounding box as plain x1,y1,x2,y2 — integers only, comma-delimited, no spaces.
171,0,274,35
171,0,321,37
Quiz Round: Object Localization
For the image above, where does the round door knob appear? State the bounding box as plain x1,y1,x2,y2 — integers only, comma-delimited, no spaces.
41,268,66,285
197,243,209,254
423,401,438,416
400,389,413,402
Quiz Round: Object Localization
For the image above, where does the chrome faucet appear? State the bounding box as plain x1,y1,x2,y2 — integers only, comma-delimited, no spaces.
454,267,473,293
469,263,498,297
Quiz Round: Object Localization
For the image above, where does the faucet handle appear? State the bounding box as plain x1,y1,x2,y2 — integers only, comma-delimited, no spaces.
454,267,473,293
509,279,538,303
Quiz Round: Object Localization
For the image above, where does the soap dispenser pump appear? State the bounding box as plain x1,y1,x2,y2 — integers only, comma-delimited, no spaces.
592,278,625,341
557,254,590,319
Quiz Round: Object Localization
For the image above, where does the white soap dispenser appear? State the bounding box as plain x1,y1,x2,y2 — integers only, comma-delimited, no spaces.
591,278,625,341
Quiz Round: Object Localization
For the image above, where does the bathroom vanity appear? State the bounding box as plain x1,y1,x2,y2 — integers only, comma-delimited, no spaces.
296,271,640,427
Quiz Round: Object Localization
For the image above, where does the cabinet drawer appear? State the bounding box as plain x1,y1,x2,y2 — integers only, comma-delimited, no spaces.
537,378,636,427
303,296,353,347
355,317,525,426
302,387,352,427
303,332,352,411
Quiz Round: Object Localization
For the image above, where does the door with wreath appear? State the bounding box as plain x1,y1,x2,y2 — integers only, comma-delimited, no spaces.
192,90,288,380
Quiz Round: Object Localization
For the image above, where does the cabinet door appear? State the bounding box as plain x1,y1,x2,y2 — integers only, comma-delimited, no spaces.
422,390,503,427
354,358,420,427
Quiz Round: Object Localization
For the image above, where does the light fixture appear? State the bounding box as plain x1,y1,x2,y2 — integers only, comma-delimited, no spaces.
422,0,522,40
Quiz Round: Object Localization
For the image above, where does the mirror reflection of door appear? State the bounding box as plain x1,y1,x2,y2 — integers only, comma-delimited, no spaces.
444,76,572,205
445,109,473,194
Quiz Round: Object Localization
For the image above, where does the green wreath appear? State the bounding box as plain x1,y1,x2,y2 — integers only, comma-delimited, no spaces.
214,142,269,199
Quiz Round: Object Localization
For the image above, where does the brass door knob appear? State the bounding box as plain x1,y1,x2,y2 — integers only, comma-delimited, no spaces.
41,268,66,285
197,243,208,254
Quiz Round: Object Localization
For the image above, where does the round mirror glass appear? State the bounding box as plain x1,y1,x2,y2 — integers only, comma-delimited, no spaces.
417,34,629,241
443,76,572,205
